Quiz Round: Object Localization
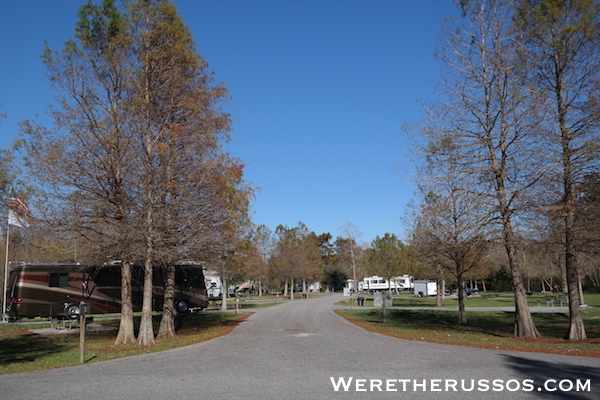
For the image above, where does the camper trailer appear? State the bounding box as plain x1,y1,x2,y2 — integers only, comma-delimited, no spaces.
5,262,208,320
359,275,414,292
204,270,223,301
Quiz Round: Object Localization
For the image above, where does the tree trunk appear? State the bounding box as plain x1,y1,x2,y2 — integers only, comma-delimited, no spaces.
578,277,586,307
457,274,468,325
157,264,176,339
442,279,446,302
137,255,155,346
560,84,587,340
495,166,541,337
504,224,541,338
435,278,443,308
136,13,155,347
221,277,228,311
566,221,587,340
561,261,568,297
114,260,136,344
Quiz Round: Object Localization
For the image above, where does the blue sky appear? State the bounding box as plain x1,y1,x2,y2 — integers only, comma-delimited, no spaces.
0,1,459,245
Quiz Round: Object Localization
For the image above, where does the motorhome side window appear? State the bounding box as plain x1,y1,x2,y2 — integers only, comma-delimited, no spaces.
93,267,121,286
48,272,69,287
187,270,203,287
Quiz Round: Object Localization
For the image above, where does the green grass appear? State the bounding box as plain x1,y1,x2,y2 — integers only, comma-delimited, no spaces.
0,312,250,375
337,301,600,357
343,292,600,308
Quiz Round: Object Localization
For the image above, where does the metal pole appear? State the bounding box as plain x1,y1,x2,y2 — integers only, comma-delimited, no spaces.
80,302,86,364
2,224,10,322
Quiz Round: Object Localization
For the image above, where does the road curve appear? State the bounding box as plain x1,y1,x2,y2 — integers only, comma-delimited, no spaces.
0,293,597,400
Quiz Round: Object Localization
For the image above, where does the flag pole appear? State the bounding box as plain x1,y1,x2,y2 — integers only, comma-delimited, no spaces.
3,186,14,323
2,222,9,323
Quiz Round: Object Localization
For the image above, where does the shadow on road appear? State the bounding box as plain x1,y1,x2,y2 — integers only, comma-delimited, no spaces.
501,354,599,399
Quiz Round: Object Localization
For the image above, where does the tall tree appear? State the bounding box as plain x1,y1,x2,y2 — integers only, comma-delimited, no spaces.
22,0,250,345
337,222,364,293
23,0,139,344
244,224,274,296
412,0,542,336
514,0,600,340
412,189,490,325
367,233,409,292
270,223,320,298
123,0,247,343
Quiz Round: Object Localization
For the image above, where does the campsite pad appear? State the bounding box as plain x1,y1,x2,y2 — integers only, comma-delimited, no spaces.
30,324,116,335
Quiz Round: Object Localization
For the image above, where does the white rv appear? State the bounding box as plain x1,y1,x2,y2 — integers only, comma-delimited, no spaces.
204,270,223,300
358,275,414,292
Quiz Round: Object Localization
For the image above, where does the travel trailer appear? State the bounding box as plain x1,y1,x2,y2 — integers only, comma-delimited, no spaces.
204,270,223,300
358,275,414,292
5,262,208,320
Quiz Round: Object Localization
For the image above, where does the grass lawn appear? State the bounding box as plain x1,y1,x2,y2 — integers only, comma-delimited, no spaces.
337,292,600,357
345,291,600,308
0,312,250,375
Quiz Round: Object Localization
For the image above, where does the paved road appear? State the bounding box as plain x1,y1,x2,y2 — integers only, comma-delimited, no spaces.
0,294,597,400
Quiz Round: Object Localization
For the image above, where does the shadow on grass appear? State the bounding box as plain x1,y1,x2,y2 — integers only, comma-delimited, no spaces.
360,309,599,339
1,313,246,367
373,309,514,335
175,312,247,333
501,354,599,400
0,334,70,365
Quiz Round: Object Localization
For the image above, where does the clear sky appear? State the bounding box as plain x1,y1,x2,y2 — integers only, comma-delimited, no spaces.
0,0,459,245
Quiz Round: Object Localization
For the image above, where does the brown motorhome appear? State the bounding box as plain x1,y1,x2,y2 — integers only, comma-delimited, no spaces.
6,263,208,320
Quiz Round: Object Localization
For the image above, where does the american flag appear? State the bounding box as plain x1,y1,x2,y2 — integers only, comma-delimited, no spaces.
7,193,31,228
7,196,30,216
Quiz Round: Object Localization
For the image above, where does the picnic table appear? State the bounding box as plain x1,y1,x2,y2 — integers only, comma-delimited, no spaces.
545,294,566,307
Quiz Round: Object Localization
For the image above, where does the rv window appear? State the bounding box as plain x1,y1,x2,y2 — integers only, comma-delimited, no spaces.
93,267,121,286
48,273,69,287
179,268,202,288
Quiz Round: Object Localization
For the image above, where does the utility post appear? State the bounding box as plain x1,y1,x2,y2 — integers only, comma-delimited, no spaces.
79,301,89,364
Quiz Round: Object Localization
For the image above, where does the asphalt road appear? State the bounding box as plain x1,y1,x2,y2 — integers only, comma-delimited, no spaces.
0,293,597,400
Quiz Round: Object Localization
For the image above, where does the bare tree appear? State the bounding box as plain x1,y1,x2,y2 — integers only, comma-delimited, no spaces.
244,224,274,296
411,0,542,336
412,188,490,325
366,233,409,293
338,222,364,294
513,0,600,340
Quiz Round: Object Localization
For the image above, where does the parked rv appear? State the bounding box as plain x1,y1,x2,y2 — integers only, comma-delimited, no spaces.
204,270,223,300
358,275,414,292
5,262,208,320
